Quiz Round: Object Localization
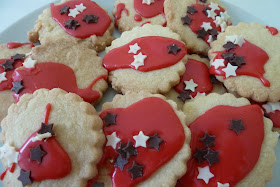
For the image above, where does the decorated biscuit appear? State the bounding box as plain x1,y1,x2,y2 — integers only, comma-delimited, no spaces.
28,0,114,52
113,0,166,32
165,0,231,55
209,22,280,102
177,93,278,186
0,88,105,186
0,42,33,122
103,24,187,94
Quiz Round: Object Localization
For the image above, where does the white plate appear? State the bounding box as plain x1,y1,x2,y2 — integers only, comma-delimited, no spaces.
0,0,279,186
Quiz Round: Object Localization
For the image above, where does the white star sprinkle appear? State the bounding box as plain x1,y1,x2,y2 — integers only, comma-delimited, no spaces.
0,143,19,167
207,9,217,19
75,3,87,12
225,35,245,47
221,22,228,32
68,8,80,18
31,132,52,142
211,59,225,69
133,131,149,148
222,63,238,78
106,132,121,149
128,43,141,54
262,102,280,113
207,35,213,43
197,166,214,184
184,79,198,92
220,11,230,22
201,22,213,31
23,57,37,68
191,92,206,99
142,0,155,5
0,72,7,84
131,52,147,70
214,16,225,27
209,2,220,11
217,182,230,187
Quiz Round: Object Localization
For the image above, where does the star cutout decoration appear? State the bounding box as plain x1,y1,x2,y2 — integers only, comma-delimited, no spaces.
128,43,141,54
197,28,207,39
200,132,216,147
197,166,214,184
184,79,198,92
263,102,280,113
217,182,230,187
168,44,181,55
30,145,46,163
128,161,144,180
203,148,219,166
212,59,226,70
181,15,192,25
114,155,128,171
106,132,121,149
223,42,236,51
102,112,117,127
92,181,105,187
11,53,25,61
60,6,70,14
177,91,192,102
187,6,198,15
209,2,220,11
68,8,80,18
148,133,164,150
75,3,87,12
37,123,55,136
123,142,138,159
17,169,32,186
1,60,14,71
131,52,147,70
221,52,235,61
142,0,155,5
206,9,217,19
222,63,238,78
193,148,208,164
0,143,19,167
0,72,7,84
116,143,127,159
23,57,37,68
65,19,80,30
201,22,212,31
83,14,99,24
229,119,245,134
229,56,246,68
133,131,149,148
11,80,24,94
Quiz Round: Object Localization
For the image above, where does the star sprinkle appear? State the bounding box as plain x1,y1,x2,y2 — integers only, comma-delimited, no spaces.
123,142,138,159
200,0,207,2
68,8,80,18
229,56,246,67
187,6,198,15
116,143,127,159
177,91,192,102
128,161,144,180
37,123,55,136
213,16,225,27
11,80,24,94
75,3,87,12
128,43,141,54
203,148,219,166
92,182,105,187
0,72,7,84
0,143,19,167
229,119,245,134
222,52,235,61
225,35,245,47
206,9,217,19
148,133,164,150
217,182,230,187
223,42,236,51
197,28,207,39
192,92,206,99
133,131,149,148
1,60,14,71
201,22,213,31
197,166,214,184
221,22,228,32
131,52,147,70
65,19,80,30
60,6,70,14
23,57,37,68
31,132,52,142
184,79,198,92
168,44,181,55
209,2,220,11
203,7,210,16
102,112,117,127
193,148,208,164
114,155,128,171
106,132,121,149
11,53,25,61
200,132,216,147
17,169,32,186
263,102,280,113
181,15,192,25
209,29,219,39
207,35,213,43
220,11,230,21
222,63,238,78
211,59,225,69
142,0,155,5
83,14,99,24
30,145,46,163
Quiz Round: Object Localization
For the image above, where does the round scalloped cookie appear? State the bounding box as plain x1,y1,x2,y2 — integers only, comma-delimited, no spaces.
28,0,114,52
164,0,231,55
113,0,166,32
12,39,108,104
0,42,33,123
90,91,191,186
208,22,280,102
103,24,187,94
0,88,105,186
178,93,278,186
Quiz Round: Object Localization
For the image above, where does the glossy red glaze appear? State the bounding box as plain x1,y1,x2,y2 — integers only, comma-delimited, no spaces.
7,43,34,49
266,26,278,36
209,40,270,87
103,36,187,72
177,105,264,186
44,103,52,124
134,0,164,18
51,0,111,38
99,97,185,187
114,3,129,22
134,14,142,22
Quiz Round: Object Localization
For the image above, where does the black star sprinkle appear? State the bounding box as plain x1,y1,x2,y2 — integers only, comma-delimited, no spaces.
200,132,216,147
128,161,144,180
30,145,46,163
11,80,24,94
37,123,55,136
123,142,138,159
200,0,207,3
203,148,220,166
1,60,14,71
223,42,236,51
17,169,32,186
168,44,181,55
148,133,164,150
209,29,219,40
177,90,192,102
181,15,192,25
60,6,70,14
187,6,197,15
116,143,127,159
203,7,210,16
83,14,99,24
197,28,207,39
11,53,25,61
264,113,270,118
229,119,245,134
64,19,80,30
221,52,235,61
193,148,208,164
229,56,246,68
209,75,219,84
102,112,117,127
92,181,105,187
114,155,128,171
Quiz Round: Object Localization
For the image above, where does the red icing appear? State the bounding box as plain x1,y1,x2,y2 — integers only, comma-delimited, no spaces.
141,21,151,26
99,97,185,187
7,42,34,49
12,63,107,103
103,36,187,72
0,163,16,181
177,105,264,186
266,26,278,36
209,40,270,87
51,0,111,38
134,14,142,22
44,103,52,124
174,59,213,97
134,0,164,18
115,3,129,22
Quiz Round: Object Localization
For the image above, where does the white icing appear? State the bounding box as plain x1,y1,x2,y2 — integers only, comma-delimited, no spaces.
197,166,214,184
106,132,121,149
31,132,52,142
75,3,86,12
68,8,80,18
222,63,238,78
201,22,213,31
133,131,149,148
128,43,141,54
0,143,19,167
131,52,147,70
262,102,280,113
0,72,7,83
184,79,198,92
23,57,37,68
212,59,225,69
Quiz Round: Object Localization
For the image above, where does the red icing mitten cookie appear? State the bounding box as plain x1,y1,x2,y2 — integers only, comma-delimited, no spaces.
178,93,278,186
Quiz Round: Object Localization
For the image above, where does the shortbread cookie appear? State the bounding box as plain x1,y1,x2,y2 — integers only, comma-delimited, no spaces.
103,24,187,94
28,0,114,52
0,88,105,186
177,93,278,186
89,91,191,186
113,0,166,32
0,42,33,123
209,22,280,102
165,0,231,55
11,39,108,104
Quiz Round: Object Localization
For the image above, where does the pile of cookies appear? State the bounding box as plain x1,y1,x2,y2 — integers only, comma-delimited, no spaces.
0,0,279,186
